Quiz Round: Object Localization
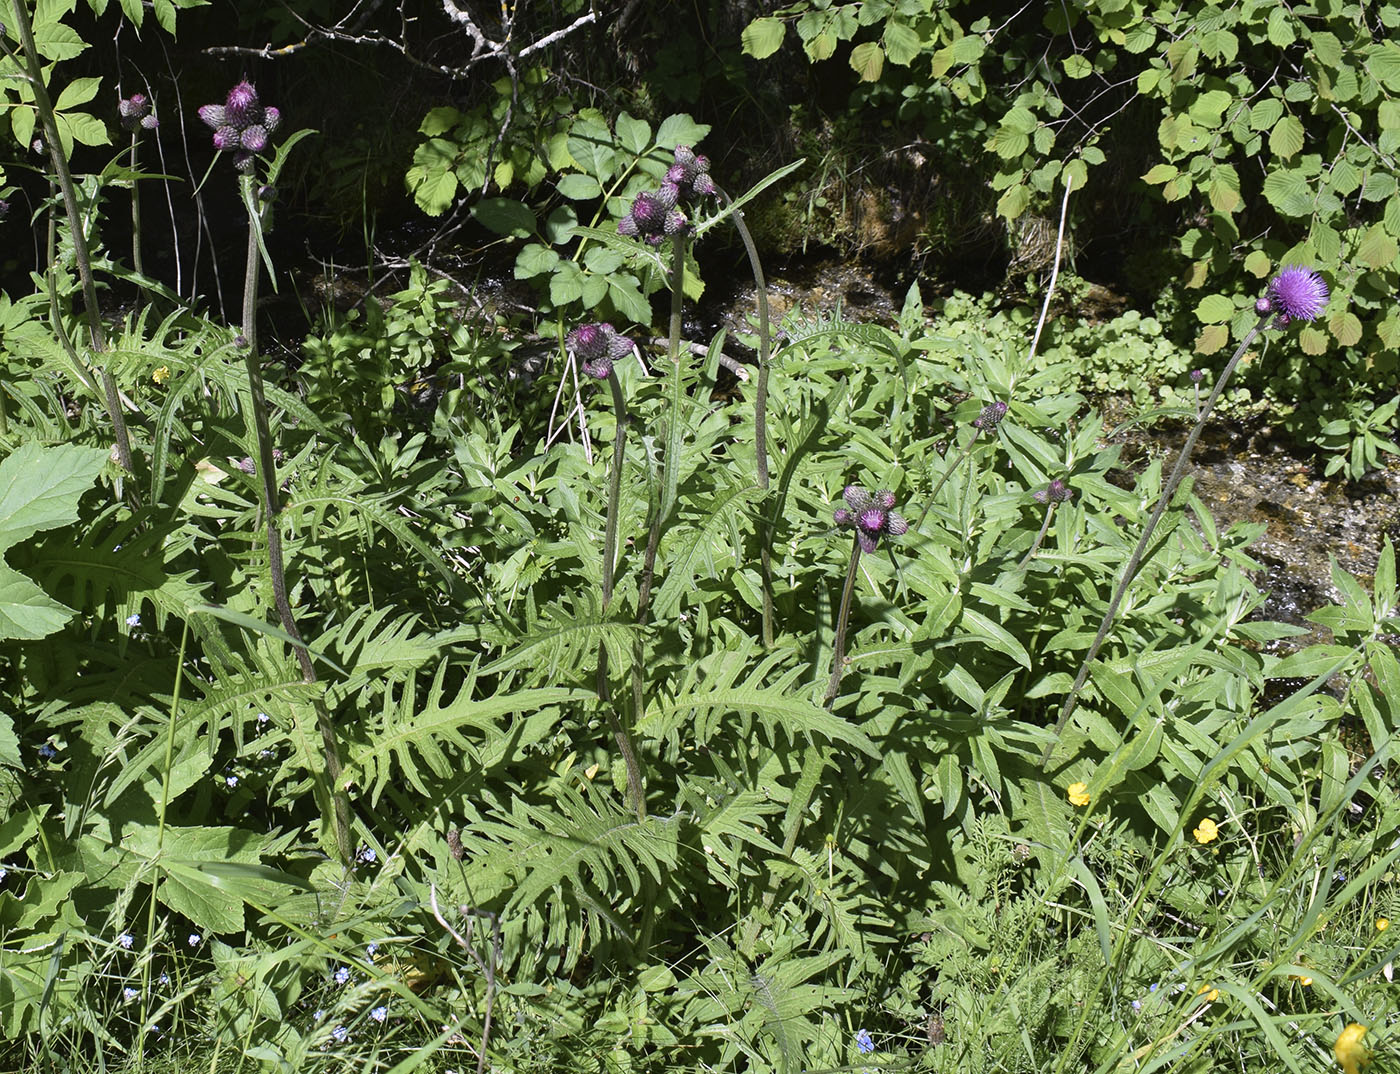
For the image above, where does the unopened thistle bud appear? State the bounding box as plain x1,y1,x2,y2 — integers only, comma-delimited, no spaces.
973,401,1008,429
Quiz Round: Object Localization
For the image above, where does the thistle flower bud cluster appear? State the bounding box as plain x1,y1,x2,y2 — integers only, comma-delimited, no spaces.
566,322,634,379
835,485,909,553
198,81,281,173
1033,478,1073,504
972,401,1008,429
118,93,158,132
618,145,715,246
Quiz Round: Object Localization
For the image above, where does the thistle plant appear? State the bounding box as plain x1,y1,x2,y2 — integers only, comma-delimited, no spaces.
199,79,351,863
825,485,909,705
915,400,1008,531
567,322,646,819
1044,266,1330,765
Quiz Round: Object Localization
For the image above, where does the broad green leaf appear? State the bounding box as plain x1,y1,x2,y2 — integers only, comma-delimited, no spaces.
883,19,920,66
514,242,560,278
556,172,602,200
470,197,535,237
1250,98,1284,130
1194,294,1235,323
1262,168,1313,216
0,711,17,769
0,443,107,640
1328,309,1363,346
1357,223,1398,269
1062,55,1093,79
1269,114,1304,159
614,111,651,155
741,17,785,59
654,113,710,153
849,41,884,82
53,76,100,111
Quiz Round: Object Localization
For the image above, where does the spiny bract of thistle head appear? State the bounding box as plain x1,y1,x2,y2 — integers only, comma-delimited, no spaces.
1266,266,1329,326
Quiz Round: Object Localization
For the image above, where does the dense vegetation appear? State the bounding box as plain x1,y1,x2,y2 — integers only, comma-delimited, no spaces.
0,2,1395,1072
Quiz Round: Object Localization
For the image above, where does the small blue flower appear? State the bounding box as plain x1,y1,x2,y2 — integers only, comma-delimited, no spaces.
356,846,377,864
370,1005,388,1023
37,743,57,760
157,973,170,987
1132,999,1142,1011
313,1008,325,1023
854,1028,874,1054
334,965,351,985
187,932,201,947
125,613,141,628
331,1025,350,1043
123,987,138,1002
0,868,7,881
1149,982,1159,992
366,942,379,957
118,932,134,949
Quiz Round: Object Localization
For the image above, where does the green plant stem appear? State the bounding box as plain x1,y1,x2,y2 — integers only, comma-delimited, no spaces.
824,535,863,708
1017,503,1058,570
636,235,688,620
1042,314,1269,767
9,0,133,476
238,178,352,864
599,367,645,820
915,429,984,531
129,131,149,305
717,185,776,648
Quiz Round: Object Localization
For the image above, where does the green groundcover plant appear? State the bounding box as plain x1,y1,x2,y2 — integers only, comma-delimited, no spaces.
0,3,1395,1073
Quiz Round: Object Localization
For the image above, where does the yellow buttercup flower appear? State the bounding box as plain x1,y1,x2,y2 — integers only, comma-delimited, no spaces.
1377,917,1389,931
1193,817,1219,844
1290,973,1313,986
1196,984,1219,1003
152,365,171,385
1334,1023,1372,1074
1067,782,1090,808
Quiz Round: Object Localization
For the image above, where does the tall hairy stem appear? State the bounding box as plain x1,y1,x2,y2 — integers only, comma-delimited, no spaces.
238,178,352,864
599,368,645,820
824,535,863,708
9,0,133,476
717,186,775,648
636,234,688,620
1043,314,1269,767
128,131,149,305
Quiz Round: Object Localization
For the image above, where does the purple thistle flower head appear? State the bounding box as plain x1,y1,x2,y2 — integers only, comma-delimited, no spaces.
1266,266,1329,326
653,182,679,212
224,81,259,126
1255,295,1273,316
118,93,154,131
840,485,908,552
1189,369,1204,383
973,401,1008,429
858,506,887,533
199,80,278,164
1033,478,1072,504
